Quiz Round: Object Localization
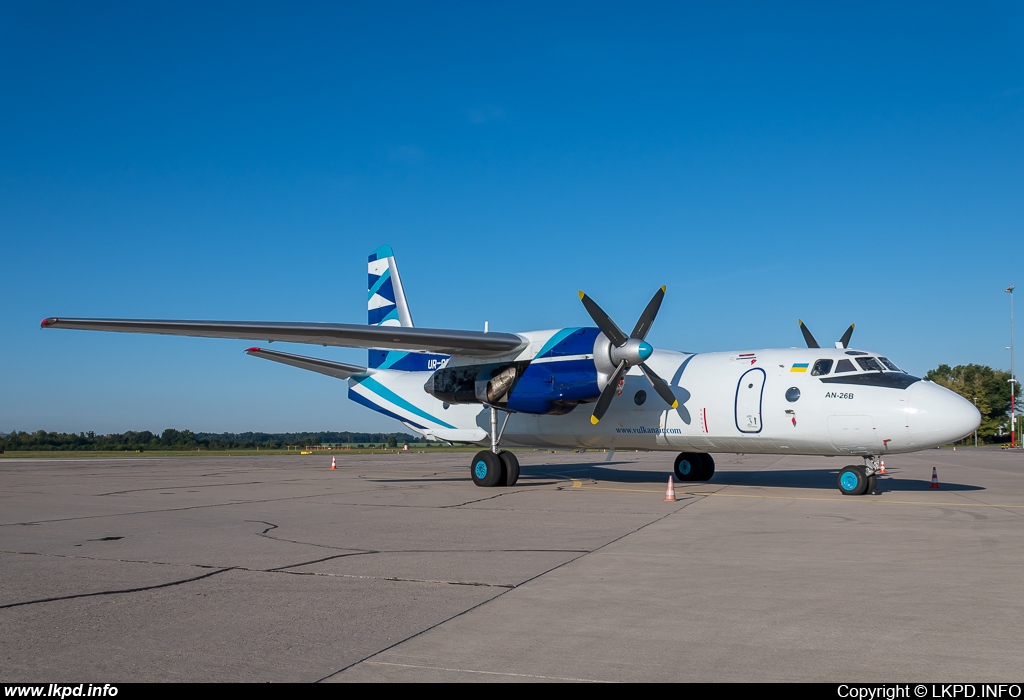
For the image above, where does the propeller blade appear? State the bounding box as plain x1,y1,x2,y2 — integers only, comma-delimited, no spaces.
798,319,820,349
639,363,678,409
591,361,627,424
630,286,666,340
579,291,628,346
839,323,855,349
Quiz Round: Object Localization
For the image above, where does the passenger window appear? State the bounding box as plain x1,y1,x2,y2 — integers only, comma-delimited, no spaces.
856,357,884,372
834,359,856,373
811,359,833,376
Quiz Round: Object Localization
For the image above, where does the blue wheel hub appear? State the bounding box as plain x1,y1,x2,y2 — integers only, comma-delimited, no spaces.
474,460,489,480
679,460,692,475
840,471,860,491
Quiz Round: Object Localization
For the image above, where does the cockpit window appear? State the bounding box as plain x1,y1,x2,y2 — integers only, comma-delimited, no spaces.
856,357,884,372
878,357,904,372
811,359,833,376
834,359,856,373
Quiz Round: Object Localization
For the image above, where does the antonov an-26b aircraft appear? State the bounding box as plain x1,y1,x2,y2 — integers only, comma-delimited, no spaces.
42,245,981,496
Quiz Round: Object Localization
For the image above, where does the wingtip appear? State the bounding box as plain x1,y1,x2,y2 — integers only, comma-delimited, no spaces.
244,347,261,354
40,317,56,328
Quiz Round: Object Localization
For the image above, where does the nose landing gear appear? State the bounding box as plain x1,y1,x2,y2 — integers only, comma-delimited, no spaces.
838,456,882,495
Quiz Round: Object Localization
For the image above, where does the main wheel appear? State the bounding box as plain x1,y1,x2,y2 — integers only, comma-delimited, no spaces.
866,473,878,495
674,452,706,481
471,450,505,487
698,453,716,481
499,451,520,487
838,465,869,495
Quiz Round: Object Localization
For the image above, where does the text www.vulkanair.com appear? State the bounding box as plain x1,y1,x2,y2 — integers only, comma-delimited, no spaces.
614,427,682,435
6,686,117,698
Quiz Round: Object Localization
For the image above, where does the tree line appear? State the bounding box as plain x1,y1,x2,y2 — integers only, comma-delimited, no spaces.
0,429,421,452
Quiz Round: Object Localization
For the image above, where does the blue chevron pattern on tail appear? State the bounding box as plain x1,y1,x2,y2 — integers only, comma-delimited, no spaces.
366,245,448,371
368,244,405,328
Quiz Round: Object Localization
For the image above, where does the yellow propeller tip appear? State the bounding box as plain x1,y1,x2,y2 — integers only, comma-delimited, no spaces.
578,291,585,300
660,285,666,292
590,415,600,425
671,401,679,409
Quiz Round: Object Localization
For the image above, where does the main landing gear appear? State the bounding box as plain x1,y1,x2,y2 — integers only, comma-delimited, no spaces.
674,452,715,482
837,456,881,496
470,406,519,487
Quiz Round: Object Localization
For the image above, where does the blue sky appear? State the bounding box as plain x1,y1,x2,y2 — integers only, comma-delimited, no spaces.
3,2,1023,433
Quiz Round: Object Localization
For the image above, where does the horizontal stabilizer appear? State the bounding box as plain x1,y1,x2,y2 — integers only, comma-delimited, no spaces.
41,317,526,357
244,347,368,379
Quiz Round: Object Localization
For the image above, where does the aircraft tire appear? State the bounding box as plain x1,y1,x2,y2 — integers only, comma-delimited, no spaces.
674,452,705,482
838,465,869,496
471,450,505,487
499,451,520,487
698,453,716,481
866,473,878,495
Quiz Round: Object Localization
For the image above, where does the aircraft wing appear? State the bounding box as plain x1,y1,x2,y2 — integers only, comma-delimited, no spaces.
40,317,526,357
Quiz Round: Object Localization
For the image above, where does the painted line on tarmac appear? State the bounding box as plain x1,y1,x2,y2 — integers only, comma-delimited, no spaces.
569,480,1024,507
363,660,611,682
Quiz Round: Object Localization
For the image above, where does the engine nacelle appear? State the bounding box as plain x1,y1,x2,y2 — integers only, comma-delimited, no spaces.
424,361,527,406
423,327,606,415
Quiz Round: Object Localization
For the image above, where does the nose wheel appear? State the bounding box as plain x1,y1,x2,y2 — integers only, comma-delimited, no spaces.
838,457,881,495
838,465,869,495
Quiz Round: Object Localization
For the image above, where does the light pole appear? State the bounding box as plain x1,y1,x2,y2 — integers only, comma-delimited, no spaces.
1007,285,1016,449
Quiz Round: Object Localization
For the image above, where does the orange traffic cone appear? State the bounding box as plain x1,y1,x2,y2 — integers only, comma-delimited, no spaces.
663,476,677,502
930,466,940,489
330,456,336,470
878,459,886,475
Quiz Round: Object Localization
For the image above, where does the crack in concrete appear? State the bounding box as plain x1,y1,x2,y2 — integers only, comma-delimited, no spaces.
97,479,310,496
0,567,234,609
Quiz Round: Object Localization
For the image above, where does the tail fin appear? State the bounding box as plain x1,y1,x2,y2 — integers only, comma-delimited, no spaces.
367,246,446,371
368,245,414,328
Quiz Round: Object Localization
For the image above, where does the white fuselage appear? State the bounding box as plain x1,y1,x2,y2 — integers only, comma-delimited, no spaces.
352,346,981,458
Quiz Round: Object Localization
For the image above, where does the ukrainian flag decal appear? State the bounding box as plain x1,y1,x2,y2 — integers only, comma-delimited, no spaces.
791,363,809,373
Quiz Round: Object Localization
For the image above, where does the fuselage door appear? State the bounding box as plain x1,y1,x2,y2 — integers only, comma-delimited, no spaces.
735,368,766,433
827,415,882,453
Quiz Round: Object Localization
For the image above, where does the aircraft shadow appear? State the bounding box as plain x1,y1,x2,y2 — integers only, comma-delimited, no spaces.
519,462,985,492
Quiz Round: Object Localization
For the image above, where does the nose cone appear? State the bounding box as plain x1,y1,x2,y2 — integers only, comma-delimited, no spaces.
638,341,653,361
907,381,981,447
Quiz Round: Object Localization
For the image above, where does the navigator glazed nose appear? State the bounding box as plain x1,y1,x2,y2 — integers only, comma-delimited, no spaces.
906,381,981,448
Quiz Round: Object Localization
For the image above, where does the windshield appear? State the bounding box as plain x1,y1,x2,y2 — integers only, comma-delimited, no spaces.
856,357,885,372
878,357,904,372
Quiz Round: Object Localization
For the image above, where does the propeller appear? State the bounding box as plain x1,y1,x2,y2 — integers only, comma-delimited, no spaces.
579,286,679,424
798,319,855,349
